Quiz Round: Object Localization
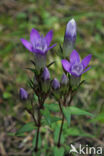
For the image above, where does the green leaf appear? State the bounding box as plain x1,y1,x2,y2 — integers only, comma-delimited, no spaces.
16,122,35,136
3,92,12,99
26,68,38,75
44,103,59,112
90,113,104,123
41,109,60,125
65,127,95,138
54,146,65,156
69,106,93,117
41,109,51,125
63,107,71,125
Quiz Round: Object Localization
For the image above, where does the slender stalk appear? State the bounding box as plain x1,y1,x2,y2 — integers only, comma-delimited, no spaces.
57,101,64,147
57,94,73,147
25,107,38,126
34,100,43,152
57,114,64,147
34,125,40,152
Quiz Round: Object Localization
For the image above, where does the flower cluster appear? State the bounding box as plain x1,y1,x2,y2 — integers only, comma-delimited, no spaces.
19,18,92,153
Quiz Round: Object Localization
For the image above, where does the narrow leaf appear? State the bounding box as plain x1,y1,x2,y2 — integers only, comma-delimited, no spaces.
54,146,65,156
16,122,35,136
69,106,93,117
63,107,71,125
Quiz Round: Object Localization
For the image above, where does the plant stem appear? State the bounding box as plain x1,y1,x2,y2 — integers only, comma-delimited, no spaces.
34,125,40,152
57,94,73,147
57,101,64,147
57,114,64,147
34,101,43,152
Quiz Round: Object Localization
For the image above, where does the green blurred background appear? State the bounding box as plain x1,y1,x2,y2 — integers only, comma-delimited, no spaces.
0,0,104,155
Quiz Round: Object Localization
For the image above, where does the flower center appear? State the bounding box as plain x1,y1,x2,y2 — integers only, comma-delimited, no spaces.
34,35,47,52
71,63,83,76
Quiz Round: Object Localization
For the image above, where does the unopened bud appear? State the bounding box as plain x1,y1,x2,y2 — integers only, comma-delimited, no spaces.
19,88,28,100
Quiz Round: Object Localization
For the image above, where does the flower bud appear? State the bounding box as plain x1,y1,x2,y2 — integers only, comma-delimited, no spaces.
61,73,68,85
19,88,28,100
42,67,50,81
52,78,60,90
63,18,77,57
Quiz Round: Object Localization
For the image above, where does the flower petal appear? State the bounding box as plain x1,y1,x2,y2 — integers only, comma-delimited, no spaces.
81,54,92,69
33,48,46,55
82,66,91,74
47,43,57,51
45,30,53,46
61,59,70,73
20,39,33,52
30,28,40,45
65,18,77,42
70,50,80,63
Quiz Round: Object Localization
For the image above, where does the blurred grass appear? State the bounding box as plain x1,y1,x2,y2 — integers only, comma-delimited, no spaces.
0,0,104,154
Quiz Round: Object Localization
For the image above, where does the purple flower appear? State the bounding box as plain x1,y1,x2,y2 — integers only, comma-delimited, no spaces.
65,18,76,43
19,88,28,100
21,29,56,70
61,50,92,77
52,78,60,90
63,19,77,57
61,73,68,85
21,29,56,55
42,67,50,81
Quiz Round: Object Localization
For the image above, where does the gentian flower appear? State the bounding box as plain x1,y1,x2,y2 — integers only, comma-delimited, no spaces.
21,29,56,69
61,50,92,77
42,67,50,81
19,88,28,100
61,73,68,85
52,78,60,90
63,18,77,57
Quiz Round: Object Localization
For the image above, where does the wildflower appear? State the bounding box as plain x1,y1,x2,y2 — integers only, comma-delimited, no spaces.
42,67,50,81
52,78,60,90
19,88,28,100
21,29,56,69
61,73,68,85
61,50,92,77
63,19,77,57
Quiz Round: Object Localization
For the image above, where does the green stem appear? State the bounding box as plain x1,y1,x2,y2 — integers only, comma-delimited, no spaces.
57,101,64,147
34,101,43,152
57,94,73,147
34,125,40,152
57,114,64,147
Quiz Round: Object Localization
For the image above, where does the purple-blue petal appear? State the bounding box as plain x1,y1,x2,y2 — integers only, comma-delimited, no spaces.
82,66,91,74
65,18,77,43
61,73,68,85
61,59,70,73
52,78,60,90
30,28,40,45
20,39,33,52
45,30,53,46
42,67,50,81
81,54,92,69
47,43,57,51
70,50,80,64
33,49,46,55
19,88,28,100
